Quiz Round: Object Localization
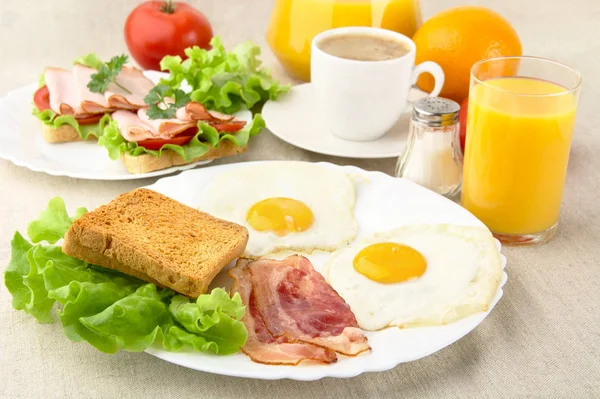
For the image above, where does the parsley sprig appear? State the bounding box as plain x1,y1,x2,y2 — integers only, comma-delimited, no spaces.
87,54,132,94
144,84,190,119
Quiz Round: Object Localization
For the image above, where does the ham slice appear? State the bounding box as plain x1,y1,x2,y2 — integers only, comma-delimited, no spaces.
106,66,156,110
137,108,197,137
229,263,337,366
235,255,370,358
112,110,161,142
44,64,154,117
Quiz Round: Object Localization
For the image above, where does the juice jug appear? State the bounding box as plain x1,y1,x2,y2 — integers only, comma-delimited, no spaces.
266,0,422,82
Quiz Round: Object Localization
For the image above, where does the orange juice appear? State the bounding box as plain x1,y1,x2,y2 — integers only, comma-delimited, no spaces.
266,0,422,81
462,77,577,235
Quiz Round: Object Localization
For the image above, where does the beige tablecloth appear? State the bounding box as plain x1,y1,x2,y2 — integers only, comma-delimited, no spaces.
1,0,598,398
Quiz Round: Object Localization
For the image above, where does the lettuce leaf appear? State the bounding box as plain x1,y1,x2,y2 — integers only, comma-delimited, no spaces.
27,197,87,244
3,198,248,355
73,53,103,69
159,36,289,114
32,107,111,141
99,113,265,161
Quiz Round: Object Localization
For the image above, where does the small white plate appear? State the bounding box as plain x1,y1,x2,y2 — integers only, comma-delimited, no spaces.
0,71,251,180
143,161,508,381
262,83,428,159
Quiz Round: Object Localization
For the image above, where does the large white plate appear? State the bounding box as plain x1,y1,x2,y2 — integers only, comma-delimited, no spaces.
0,71,251,180
262,83,429,159
143,161,507,381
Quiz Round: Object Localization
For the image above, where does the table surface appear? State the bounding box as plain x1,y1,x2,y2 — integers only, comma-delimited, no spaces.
1,0,598,398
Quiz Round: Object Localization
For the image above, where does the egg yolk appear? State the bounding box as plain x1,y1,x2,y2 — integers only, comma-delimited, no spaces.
353,242,426,283
246,197,314,236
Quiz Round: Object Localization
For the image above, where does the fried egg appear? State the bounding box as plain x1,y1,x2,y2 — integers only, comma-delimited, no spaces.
199,162,358,257
321,224,503,331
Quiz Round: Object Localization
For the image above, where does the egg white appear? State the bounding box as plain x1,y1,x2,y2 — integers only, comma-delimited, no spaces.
322,224,503,331
198,162,358,257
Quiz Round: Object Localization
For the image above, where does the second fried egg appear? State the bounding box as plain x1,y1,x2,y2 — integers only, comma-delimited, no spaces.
199,162,358,257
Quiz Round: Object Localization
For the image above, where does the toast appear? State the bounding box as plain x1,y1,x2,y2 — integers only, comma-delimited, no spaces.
120,141,248,174
62,188,249,297
42,124,96,143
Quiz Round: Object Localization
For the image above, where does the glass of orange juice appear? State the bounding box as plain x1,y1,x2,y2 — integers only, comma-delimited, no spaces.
266,0,422,82
461,56,581,245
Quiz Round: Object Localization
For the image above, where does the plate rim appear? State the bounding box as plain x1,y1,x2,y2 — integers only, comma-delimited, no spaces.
141,160,508,381
262,83,427,159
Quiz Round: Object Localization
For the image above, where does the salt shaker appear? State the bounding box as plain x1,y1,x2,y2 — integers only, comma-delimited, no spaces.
395,97,463,199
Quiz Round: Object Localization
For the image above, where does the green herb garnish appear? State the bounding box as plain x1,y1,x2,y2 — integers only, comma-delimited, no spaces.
88,54,131,94
144,84,190,120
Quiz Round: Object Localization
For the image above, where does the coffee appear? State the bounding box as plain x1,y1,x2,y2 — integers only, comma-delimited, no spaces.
318,33,410,62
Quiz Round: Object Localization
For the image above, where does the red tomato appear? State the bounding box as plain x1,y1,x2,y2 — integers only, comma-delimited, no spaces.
459,97,469,153
33,85,51,111
210,121,246,133
124,1,213,71
137,128,197,150
33,85,103,126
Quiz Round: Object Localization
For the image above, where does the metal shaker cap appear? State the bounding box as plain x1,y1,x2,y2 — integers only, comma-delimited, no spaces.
412,97,460,127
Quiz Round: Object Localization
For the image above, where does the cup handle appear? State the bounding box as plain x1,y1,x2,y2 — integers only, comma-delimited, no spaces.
410,61,445,97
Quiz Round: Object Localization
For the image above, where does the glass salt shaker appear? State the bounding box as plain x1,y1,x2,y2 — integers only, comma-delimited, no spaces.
395,97,463,199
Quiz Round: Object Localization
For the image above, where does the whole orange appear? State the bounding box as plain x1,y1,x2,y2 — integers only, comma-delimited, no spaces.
413,6,522,102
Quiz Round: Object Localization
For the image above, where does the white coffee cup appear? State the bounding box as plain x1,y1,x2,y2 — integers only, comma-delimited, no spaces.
311,27,445,142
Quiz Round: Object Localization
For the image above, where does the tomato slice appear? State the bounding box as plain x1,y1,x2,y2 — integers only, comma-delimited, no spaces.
210,121,246,133
136,128,198,151
33,85,51,112
33,85,103,126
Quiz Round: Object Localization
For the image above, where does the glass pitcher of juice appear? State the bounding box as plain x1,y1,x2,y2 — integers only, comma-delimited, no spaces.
266,0,422,82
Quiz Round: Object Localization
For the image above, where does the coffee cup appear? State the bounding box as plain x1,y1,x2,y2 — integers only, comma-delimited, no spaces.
311,27,445,142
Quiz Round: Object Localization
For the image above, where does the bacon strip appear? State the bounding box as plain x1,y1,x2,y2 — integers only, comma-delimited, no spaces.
243,255,370,357
229,263,337,366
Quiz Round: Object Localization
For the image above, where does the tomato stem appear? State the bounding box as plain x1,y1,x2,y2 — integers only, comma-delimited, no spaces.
160,0,175,14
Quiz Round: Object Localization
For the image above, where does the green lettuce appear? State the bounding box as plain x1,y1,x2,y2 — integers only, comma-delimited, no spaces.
159,36,289,114
32,108,111,141
73,53,103,69
3,197,247,355
99,113,265,161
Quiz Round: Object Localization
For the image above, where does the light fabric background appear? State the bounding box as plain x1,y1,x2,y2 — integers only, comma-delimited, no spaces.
0,0,598,398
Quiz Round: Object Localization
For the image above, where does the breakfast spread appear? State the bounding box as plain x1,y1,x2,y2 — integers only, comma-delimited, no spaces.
4,162,504,368
1,0,584,382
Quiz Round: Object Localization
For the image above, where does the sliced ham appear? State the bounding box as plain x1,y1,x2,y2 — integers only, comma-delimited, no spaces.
137,108,197,137
229,263,337,366
112,110,160,142
106,66,155,110
71,64,113,114
43,64,154,118
44,67,83,115
184,102,235,122
241,255,370,357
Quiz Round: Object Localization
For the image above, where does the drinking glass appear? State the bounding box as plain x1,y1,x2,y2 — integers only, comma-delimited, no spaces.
461,56,581,245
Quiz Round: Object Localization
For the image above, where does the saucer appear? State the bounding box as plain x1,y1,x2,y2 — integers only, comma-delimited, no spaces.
262,83,429,159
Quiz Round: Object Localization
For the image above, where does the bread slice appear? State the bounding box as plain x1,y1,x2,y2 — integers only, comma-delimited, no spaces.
62,188,249,297
121,141,247,174
42,124,96,143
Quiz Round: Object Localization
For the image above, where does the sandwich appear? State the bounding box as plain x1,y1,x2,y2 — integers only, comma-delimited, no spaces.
63,188,249,297
99,96,265,174
33,54,154,143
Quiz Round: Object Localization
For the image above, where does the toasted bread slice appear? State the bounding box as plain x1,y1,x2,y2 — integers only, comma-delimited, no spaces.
42,124,96,143
120,141,247,174
62,188,249,297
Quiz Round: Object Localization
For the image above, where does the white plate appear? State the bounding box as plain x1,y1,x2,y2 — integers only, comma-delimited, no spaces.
262,83,429,159
0,71,251,180
143,161,507,381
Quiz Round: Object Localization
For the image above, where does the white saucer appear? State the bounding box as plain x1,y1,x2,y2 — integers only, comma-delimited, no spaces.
262,83,429,159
